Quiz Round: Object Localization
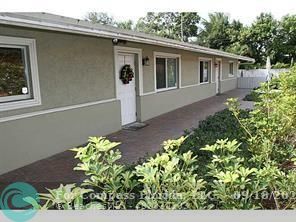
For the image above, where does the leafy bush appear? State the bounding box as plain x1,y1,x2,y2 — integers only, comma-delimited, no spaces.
38,67,296,210
40,137,209,210
135,137,208,209
272,62,290,69
243,88,261,102
227,66,296,165
180,109,250,176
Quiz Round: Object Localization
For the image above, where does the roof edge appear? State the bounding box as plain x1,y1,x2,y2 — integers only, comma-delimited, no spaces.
0,13,255,63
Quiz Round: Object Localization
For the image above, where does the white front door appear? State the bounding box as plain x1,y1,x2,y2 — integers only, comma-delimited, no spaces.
215,60,222,94
117,53,137,125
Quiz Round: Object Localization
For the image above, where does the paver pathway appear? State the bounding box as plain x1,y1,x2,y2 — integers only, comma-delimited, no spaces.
0,89,250,192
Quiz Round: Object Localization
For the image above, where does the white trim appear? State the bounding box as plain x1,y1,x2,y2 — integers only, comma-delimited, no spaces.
141,91,156,96
153,51,181,92
154,51,181,58
199,82,210,85
0,98,117,123
221,77,237,82
215,58,222,94
0,14,255,63
156,86,178,92
180,83,200,89
228,61,235,77
198,57,213,84
113,46,143,97
0,35,42,111
213,58,222,83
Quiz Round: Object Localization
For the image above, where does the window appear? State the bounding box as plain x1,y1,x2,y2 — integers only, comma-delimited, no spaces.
229,62,234,77
155,53,179,91
0,36,41,111
199,59,211,83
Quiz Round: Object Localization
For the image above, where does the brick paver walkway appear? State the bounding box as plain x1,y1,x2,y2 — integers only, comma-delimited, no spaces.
0,89,250,192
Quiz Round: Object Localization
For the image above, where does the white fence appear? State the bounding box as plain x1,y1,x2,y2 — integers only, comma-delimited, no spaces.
237,69,289,89
237,77,266,89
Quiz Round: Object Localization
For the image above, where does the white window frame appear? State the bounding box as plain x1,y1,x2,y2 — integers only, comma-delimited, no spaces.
0,36,41,111
229,61,235,77
198,57,212,84
154,52,181,92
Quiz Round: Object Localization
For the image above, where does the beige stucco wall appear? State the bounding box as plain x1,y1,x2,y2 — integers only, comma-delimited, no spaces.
220,58,238,93
0,100,121,175
123,42,237,120
0,25,121,174
125,42,222,92
139,83,216,121
0,25,115,118
221,58,239,80
221,78,238,93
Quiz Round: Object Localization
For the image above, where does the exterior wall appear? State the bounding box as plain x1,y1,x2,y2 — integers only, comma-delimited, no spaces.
220,58,239,93
0,25,116,118
125,42,219,92
139,83,216,121
0,25,240,174
0,101,121,175
221,78,237,93
0,25,122,174
125,42,237,120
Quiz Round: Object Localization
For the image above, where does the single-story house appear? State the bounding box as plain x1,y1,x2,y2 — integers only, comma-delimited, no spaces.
0,12,254,174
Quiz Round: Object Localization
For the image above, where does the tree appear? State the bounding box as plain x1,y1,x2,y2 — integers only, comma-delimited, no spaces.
117,20,133,30
85,12,115,26
225,22,250,56
135,12,200,42
274,15,296,64
174,12,201,41
197,13,232,50
242,13,278,65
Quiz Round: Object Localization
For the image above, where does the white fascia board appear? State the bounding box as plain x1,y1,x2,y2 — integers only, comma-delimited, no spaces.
0,15,255,63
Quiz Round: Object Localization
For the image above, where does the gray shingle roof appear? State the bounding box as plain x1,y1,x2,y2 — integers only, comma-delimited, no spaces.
0,12,254,62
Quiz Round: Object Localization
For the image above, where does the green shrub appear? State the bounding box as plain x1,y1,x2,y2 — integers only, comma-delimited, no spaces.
201,139,264,209
135,137,208,209
243,88,261,102
272,62,290,69
38,67,296,210
40,137,209,210
180,109,251,176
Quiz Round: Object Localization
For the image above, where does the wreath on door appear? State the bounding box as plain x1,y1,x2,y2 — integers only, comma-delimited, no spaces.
120,64,134,84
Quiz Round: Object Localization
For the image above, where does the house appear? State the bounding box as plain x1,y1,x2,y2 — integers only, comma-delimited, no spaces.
0,13,254,174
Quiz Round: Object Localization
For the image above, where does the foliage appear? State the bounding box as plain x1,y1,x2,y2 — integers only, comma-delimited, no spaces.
272,62,291,69
274,15,296,64
116,20,133,30
241,13,278,65
197,13,247,54
0,62,26,96
227,67,296,165
85,12,116,26
85,12,133,30
180,109,250,176
202,138,296,209
41,137,210,210
135,137,208,209
201,139,264,209
71,137,139,209
39,184,100,210
39,68,296,210
84,11,296,66
226,67,296,208
243,88,261,102
135,12,200,42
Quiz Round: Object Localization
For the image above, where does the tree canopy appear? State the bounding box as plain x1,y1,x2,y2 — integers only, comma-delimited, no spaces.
85,12,296,67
